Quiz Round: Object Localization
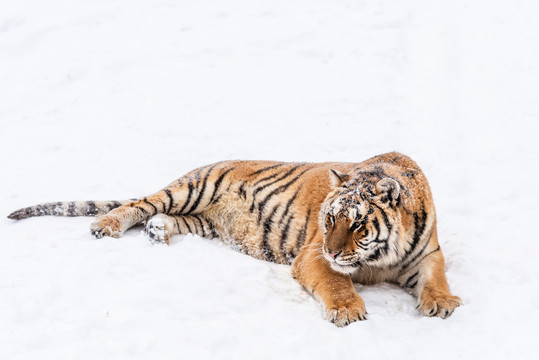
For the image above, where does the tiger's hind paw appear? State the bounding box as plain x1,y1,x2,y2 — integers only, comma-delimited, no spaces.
90,216,123,238
144,215,172,245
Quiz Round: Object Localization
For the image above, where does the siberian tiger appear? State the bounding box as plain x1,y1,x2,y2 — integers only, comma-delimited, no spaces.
8,152,461,326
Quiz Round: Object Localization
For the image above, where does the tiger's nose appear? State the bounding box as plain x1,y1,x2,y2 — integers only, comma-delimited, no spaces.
327,250,341,259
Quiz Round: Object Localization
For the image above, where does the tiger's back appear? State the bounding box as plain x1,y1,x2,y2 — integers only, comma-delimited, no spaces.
197,153,434,267
195,160,358,264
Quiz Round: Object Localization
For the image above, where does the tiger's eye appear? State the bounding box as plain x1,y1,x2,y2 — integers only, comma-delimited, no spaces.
350,222,362,232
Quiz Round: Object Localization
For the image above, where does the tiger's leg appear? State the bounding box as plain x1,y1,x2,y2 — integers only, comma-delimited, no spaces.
90,191,175,238
292,241,367,327
399,234,461,318
90,163,233,238
144,214,218,244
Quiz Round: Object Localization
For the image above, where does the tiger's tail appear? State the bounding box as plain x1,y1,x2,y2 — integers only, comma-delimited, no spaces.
7,200,135,220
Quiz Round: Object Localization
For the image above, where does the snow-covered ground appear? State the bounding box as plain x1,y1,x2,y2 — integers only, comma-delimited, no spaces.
2,0,539,359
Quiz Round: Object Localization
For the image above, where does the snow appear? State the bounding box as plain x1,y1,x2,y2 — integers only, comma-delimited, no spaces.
1,0,539,359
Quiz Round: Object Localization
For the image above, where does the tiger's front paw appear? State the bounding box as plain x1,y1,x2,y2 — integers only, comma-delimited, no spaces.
419,289,462,319
325,292,367,327
90,215,123,238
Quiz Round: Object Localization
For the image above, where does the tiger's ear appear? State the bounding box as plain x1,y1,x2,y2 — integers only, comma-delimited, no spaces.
376,178,400,207
328,169,350,189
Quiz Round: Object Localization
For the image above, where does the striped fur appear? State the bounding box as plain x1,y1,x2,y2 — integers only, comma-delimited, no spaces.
7,200,134,220
8,152,460,326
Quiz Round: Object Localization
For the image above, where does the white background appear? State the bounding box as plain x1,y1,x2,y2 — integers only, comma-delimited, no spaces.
1,0,538,359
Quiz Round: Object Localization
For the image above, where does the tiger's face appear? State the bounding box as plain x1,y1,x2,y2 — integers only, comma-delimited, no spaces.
322,171,401,274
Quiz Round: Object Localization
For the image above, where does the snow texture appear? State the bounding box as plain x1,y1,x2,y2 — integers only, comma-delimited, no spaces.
1,0,539,359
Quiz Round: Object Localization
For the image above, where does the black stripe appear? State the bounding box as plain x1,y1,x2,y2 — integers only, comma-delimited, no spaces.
388,209,429,270
365,185,376,197
178,181,194,214
164,189,174,213
134,205,149,216
186,165,219,214
190,216,204,236
361,235,388,246
248,163,285,177
399,206,427,263
295,209,311,252
174,217,181,234
68,202,76,216
253,170,285,187
86,201,99,216
367,205,391,253
188,217,199,234
54,202,63,215
193,215,206,237
199,216,212,237
372,217,380,238
358,243,369,250
208,219,219,238
402,170,418,178
404,271,419,288
238,181,247,199
193,168,202,182
86,201,98,216
374,204,392,235
261,205,280,262
257,169,310,222
402,239,439,271
422,246,440,261
249,164,305,214
200,216,218,238
111,201,122,211
389,154,403,163
159,201,167,213
401,235,431,270
143,198,158,215
365,247,383,261
357,166,386,180
251,164,306,201
278,187,301,226
281,215,295,262
181,216,192,234
209,167,234,205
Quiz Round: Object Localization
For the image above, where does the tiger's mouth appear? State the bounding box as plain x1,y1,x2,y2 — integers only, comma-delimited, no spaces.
336,260,363,269
324,254,364,274
329,261,362,274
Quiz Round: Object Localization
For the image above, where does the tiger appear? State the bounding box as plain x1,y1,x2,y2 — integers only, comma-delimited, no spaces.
8,152,461,326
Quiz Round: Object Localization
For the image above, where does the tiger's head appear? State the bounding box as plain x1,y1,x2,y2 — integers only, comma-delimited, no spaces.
321,169,402,274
